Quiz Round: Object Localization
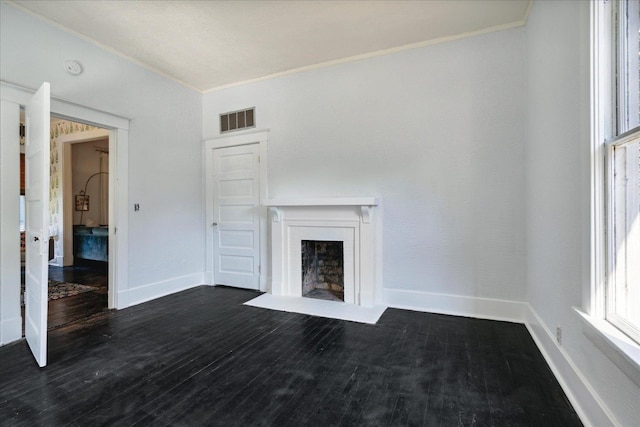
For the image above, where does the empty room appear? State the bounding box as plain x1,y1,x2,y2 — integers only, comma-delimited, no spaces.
0,1,638,425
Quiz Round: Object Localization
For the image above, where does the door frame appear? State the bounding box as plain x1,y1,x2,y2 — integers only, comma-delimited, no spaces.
204,129,269,291
56,127,110,267
0,82,129,324
0,98,23,345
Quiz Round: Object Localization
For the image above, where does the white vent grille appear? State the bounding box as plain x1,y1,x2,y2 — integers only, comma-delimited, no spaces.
220,108,255,133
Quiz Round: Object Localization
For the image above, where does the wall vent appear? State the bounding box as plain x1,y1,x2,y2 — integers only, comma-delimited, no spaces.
220,108,255,133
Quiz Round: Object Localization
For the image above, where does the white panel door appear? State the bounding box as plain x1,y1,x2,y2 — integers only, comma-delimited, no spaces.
25,82,50,368
213,144,260,289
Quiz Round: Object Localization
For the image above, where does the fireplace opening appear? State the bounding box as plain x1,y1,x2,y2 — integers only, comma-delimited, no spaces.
301,240,344,302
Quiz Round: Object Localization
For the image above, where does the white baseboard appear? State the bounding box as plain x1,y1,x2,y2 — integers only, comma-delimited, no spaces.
524,305,614,427
260,274,269,292
382,289,615,426
118,273,204,308
0,316,22,346
382,288,526,323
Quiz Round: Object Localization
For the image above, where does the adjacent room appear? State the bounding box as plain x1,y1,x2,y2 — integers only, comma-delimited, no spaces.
18,117,111,333
0,1,638,426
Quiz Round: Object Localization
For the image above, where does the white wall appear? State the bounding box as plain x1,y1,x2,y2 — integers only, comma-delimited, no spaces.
203,27,528,316
0,1,637,423
525,1,639,425
0,100,22,345
0,2,204,337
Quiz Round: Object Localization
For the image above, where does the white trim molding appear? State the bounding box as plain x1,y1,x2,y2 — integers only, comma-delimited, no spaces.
265,197,379,206
0,316,22,346
0,99,22,345
57,128,110,267
383,288,526,324
266,199,381,307
525,305,617,427
575,308,640,388
0,81,130,129
117,273,204,308
379,289,623,426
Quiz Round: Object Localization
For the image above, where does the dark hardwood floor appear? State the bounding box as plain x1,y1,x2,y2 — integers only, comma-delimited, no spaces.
47,260,108,286
0,286,581,426
49,262,109,330
22,262,109,332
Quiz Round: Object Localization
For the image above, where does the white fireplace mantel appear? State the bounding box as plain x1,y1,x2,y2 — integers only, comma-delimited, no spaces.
264,197,379,207
265,197,379,224
266,197,381,307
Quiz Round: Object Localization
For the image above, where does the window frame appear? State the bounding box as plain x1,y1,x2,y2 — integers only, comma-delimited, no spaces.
615,0,639,133
18,194,25,232
583,0,640,388
604,128,640,343
592,0,640,344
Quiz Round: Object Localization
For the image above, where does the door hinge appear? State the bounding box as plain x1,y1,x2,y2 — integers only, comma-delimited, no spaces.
259,265,261,274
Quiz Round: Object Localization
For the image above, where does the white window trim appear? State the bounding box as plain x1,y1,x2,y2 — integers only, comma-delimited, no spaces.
19,195,25,232
575,307,640,386
605,128,640,343
616,0,640,133
580,0,640,387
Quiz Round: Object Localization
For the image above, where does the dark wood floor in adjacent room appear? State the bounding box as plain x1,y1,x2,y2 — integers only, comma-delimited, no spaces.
21,262,109,332
47,262,109,330
0,286,581,426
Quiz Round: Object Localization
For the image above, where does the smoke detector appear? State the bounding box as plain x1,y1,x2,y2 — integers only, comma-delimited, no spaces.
64,60,83,76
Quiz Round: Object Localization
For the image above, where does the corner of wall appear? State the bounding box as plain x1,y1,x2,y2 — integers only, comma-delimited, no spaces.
524,304,615,427
0,317,23,346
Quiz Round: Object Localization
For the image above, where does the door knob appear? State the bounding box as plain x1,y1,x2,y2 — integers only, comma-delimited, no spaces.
212,222,218,226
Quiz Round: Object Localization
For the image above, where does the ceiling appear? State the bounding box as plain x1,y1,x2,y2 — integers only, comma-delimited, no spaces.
10,0,531,93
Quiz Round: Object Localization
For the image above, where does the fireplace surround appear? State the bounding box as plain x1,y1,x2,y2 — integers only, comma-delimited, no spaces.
266,197,381,307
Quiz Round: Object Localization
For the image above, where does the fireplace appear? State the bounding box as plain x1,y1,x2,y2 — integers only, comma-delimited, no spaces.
302,240,344,302
266,197,381,307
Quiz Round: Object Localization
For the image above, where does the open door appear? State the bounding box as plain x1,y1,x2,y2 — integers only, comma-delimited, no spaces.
24,82,50,367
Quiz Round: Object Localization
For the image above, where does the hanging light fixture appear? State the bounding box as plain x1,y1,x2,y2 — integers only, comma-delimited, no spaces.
75,172,108,224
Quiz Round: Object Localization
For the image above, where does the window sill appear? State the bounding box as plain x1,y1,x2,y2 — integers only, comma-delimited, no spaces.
574,307,640,387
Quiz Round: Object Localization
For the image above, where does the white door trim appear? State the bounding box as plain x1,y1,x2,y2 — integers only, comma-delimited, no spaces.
0,82,129,129
204,129,269,291
0,81,129,318
56,127,110,267
0,100,23,345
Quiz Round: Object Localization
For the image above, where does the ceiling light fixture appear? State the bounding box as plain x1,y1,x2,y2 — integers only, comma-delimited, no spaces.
64,60,83,75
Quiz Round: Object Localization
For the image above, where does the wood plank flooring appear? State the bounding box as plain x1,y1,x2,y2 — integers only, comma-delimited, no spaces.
47,262,109,330
21,262,109,332
0,286,582,426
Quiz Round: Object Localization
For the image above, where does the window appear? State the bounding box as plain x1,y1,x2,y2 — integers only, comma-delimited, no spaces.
615,0,639,132
607,130,640,342
595,0,640,344
19,195,25,232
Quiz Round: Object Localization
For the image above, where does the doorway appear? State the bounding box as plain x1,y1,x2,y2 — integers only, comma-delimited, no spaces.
204,130,269,291
19,118,111,332
1,82,129,365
